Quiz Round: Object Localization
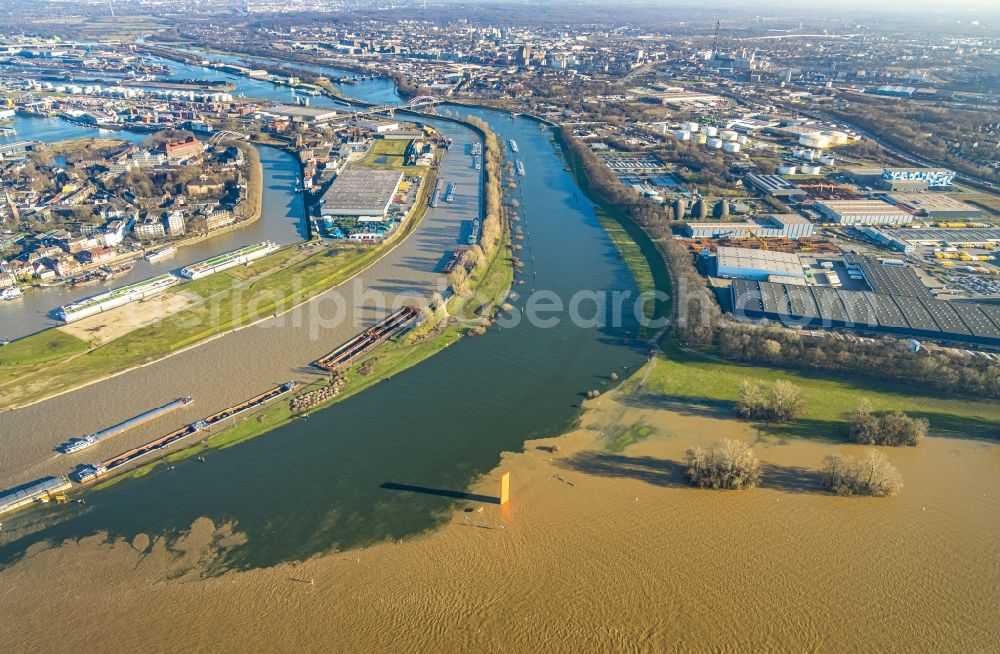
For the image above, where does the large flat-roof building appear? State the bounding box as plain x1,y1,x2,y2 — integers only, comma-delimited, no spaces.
256,104,340,125
683,213,814,240
715,246,805,281
319,168,403,220
815,200,914,226
884,193,983,220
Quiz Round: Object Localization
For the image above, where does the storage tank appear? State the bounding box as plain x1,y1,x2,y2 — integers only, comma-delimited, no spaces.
674,129,691,141
682,121,700,133
736,135,749,145
673,197,687,218
798,132,830,149
714,200,730,218
693,199,708,219
718,129,738,142
723,141,741,153
819,155,836,165
823,130,849,145
778,164,797,175
706,137,723,149
703,125,718,137
800,164,821,174
695,132,708,144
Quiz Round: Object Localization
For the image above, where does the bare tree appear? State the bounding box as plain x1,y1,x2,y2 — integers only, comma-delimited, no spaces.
685,439,762,490
823,450,903,496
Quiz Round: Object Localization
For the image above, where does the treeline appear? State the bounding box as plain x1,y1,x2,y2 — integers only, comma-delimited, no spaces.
829,98,999,183
559,128,720,346
719,322,1000,400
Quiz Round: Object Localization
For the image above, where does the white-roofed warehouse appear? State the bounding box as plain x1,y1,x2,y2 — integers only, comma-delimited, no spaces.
319,168,404,221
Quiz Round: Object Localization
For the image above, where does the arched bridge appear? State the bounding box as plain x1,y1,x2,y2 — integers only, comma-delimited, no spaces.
208,130,249,145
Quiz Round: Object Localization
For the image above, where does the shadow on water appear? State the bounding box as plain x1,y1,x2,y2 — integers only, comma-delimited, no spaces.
380,482,499,505
560,451,828,495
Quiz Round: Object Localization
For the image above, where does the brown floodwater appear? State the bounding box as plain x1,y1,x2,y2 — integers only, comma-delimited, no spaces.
1,391,996,653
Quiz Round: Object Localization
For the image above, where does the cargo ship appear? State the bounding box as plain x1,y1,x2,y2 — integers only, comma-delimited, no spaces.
56,274,180,322
0,285,22,301
99,263,134,280
60,397,193,454
180,241,280,279
509,139,519,153
468,219,480,246
430,179,444,208
442,248,467,274
314,306,418,372
516,160,525,177
444,182,456,202
144,245,177,262
0,476,72,516
71,382,296,484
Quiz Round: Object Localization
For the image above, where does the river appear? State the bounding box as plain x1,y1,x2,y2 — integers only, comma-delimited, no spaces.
0,53,657,571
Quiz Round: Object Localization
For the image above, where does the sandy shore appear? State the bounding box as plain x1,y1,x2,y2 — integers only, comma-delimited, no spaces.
2,382,997,653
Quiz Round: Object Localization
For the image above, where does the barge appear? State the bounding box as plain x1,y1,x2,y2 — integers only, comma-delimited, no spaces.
60,397,193,454
442,248,467,274
56,274,180,322
468,219,480,246
509,139,519,153
516,160,525,177
0,476,72,516
180,241,280,279
71,382,297,484
313,306,418,372
430,179,444,208
444,182,456,202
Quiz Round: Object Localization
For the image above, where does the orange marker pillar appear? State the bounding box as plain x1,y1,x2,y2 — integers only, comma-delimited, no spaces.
499,472,510,506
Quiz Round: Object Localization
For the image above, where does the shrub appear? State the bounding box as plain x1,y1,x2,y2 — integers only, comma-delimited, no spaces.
684,439,762,490
847,399,927,446
823,450,903,497
736,379,804,422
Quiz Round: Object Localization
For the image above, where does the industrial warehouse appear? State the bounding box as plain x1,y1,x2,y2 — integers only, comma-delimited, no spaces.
684,213,814,240
319,167,405,220
730,279,1000,346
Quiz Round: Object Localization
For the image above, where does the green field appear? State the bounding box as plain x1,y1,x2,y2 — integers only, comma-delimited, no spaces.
628,340,1000,443
361,138,416,170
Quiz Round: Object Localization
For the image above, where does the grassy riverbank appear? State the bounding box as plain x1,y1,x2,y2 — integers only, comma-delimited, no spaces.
625,338,1000,443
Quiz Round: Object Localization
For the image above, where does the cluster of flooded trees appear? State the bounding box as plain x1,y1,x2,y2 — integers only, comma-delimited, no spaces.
847,399,928,446
684,439,904,497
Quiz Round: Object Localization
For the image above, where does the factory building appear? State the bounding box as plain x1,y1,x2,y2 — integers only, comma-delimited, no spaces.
256,104,340,125
319,167,403,220
683,213,814,240
715,246,805,281
842,167,956,191
730,279,1000,346
884,193,983,220
744,173,807,198
870,227,1000,249
881,167,954,190
814,200,914,226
